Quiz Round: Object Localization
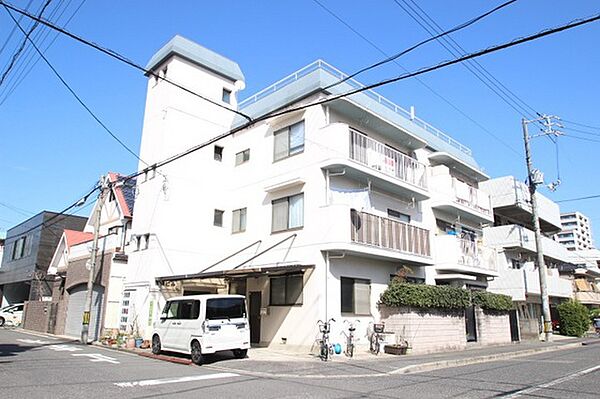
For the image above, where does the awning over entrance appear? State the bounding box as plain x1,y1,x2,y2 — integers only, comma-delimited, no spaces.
156,263,315,284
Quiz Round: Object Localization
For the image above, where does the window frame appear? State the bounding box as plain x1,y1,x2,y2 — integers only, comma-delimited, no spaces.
213,209,224,227
235,149,250,166
387,209,411,223
269,273,304,306
12,236,27,260
222,88,232,104
271,193,304,233
273,120,305,162
232,207,247,233
340,277,371,316
214,145,224,162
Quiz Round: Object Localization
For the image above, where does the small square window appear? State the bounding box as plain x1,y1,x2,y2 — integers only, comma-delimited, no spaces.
222,88,232,104
387,209,410,223
341,277,371,315
214,209,224,227
214,146,224,162
235,149,250,166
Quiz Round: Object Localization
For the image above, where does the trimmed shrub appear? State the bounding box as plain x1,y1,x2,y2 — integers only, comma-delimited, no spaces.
379,282,470,310
557,300,590,337
471,290,513,312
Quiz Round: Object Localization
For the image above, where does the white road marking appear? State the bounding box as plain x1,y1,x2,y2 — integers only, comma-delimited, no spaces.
17,339,51,345
114,373,240,388
47,344,83,352
17,330,59,340
502,364,600,398
72,353,120,364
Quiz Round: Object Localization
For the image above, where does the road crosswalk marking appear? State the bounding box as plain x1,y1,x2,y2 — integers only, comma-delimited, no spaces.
72,353,120,364
114,372,240,388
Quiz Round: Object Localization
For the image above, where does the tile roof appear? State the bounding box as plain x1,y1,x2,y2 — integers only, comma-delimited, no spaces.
64,229,93,247
108,172,136,218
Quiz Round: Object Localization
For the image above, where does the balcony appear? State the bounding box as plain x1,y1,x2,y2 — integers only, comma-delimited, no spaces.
433,235,497,277
483,225,572,263
429,167,493,224
479,176,562,234
574,291,600,305
524,268,573,298
316,205,432,264
319,124,429,200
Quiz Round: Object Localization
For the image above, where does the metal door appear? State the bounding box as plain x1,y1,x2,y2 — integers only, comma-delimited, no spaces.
64,284,104,340
249,292,261,344
465,305,478,342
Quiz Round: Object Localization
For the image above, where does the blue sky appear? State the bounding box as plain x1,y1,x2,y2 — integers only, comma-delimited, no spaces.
1,0,599,242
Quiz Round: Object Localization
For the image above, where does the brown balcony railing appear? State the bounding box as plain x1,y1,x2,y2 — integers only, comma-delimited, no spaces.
350,210,430,257
349,129,428,189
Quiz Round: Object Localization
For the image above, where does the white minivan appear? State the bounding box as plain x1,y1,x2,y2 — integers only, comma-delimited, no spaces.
0,303,24,327
152,294,250,365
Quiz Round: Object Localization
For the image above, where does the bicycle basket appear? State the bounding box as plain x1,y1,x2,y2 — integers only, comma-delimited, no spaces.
373,323,385,333
319,324,330,334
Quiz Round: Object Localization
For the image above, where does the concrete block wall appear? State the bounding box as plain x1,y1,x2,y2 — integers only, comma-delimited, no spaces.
22,301,51,332
475,308,511,345
380,306,466,354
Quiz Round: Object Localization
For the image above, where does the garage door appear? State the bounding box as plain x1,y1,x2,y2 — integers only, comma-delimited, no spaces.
64,284,104,340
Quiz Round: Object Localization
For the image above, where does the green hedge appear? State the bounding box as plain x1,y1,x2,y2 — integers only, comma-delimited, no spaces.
558,300,590,337
471,290,514,312
379,282,514,312
380,283,470,310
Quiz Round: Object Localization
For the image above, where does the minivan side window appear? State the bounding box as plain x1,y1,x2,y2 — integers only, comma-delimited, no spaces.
178,300,200,320
206,298,246,320
164,301,180,319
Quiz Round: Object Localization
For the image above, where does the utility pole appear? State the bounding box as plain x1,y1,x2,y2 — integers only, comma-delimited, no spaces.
81,176,107,344
522,115,561,343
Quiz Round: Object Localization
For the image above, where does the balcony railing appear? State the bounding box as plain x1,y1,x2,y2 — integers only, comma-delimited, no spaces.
349,129,428,189
458,238,481,267
452,179,491,216
350,210,430,257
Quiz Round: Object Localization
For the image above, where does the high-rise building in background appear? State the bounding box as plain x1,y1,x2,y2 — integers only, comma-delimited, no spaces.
554,211,594,251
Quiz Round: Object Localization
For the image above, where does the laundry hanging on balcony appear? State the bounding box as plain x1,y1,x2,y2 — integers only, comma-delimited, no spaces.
329,187,371,210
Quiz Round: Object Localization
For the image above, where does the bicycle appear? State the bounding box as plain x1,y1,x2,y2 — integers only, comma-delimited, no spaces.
317,318,335,361
343,319,360,358
369,322,385,355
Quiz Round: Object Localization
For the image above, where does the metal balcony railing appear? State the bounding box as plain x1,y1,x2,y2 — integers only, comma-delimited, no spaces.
350,210,430,257
349,129,428,189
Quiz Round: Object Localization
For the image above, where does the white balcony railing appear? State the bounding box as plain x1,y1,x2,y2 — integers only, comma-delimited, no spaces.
349,129,428,190
350,210,430,257
452,179,491,216
434,235,497,273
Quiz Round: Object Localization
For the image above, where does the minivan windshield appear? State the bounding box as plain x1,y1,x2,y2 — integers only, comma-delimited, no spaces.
206,298,246,320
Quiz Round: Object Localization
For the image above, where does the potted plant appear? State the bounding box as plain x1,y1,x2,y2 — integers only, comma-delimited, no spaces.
384,338,410,355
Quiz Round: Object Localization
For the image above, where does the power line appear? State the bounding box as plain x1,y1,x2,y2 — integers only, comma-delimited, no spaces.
562,119,600,131
0,0,33,57
0,201,34,217
556,194,600,203
312,0,522,157
0,0,86,106
117,12,600,185
0,0,53,87
0,0,253,122
3,4,149,166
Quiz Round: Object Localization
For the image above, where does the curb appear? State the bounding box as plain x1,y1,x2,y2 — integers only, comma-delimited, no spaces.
581,339,600,346
90,341,193,365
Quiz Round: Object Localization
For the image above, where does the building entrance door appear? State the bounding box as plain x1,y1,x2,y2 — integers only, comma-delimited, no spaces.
509,309,520,341
465,305,478,342
249,291,261,344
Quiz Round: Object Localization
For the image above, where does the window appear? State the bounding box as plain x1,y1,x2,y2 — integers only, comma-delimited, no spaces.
12,236,27,260
206,297,246,320
232,208,247,233
341,277,370,315
109,190,116,202
270,274,303,305
163,301,180,319
178,300,200,320
143,233,150,250
214,145,224,161
222,88,231,104
214,209,224,227
235,149,250,166
510,259,523,269
272,193,304,232
273,121,304,161
387,209,410,223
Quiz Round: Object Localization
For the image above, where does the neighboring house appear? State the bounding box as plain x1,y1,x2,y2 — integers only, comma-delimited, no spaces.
558,264,600,309
124,35,505,350
22,173,135,340
0,212,87,306
481,176,574,338
554,211,594,251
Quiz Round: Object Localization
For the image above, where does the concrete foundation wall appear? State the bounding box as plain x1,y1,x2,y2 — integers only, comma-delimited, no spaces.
22,301,52,332
380,306,467,354
475,308,511,345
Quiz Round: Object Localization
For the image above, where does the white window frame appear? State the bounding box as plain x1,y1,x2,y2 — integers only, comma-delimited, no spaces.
232,208,247,233
271,193,304,233
273,120,305,161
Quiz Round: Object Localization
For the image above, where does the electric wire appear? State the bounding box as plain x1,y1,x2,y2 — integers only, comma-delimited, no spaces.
312,0,522,157
556,194,600,203
562,119,600,131
0,0,33,56
115,12,600,185
0,0,52,87
3,4,150,167
0,0,253,122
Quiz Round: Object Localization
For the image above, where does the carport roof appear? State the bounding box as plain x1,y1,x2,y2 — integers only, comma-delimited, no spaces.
155,264,314,283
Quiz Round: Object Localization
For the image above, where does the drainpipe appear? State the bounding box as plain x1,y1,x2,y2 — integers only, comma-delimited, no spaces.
325,251,346,321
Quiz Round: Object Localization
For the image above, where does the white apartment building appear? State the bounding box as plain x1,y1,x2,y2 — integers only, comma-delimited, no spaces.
555,211,594,251
480,176,574,338
124,36,498,349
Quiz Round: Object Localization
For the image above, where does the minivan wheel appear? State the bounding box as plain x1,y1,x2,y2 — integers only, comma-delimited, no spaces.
0,317,5,327
151,335,161,355
232,349,247,359
191,341,204,365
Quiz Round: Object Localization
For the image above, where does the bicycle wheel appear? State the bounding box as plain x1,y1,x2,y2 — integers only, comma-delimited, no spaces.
320,341,328,361
375,336,380,355
347,342,354,358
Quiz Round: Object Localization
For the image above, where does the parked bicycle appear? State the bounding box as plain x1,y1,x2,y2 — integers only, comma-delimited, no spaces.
369,322,385,355
317,318,335,361
343,319,360,358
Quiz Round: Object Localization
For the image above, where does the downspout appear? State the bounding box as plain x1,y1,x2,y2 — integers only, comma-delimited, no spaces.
325,251,346,321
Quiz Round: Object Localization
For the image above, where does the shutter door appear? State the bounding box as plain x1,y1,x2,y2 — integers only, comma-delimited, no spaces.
64,284,104,340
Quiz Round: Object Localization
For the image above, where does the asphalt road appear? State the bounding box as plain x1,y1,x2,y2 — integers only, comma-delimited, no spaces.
1,328,598,398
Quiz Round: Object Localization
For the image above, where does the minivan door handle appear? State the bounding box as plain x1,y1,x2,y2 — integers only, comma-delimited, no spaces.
172,321,181,326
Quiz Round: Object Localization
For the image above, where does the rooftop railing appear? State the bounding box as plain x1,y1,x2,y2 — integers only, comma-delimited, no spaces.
239,60,472,156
